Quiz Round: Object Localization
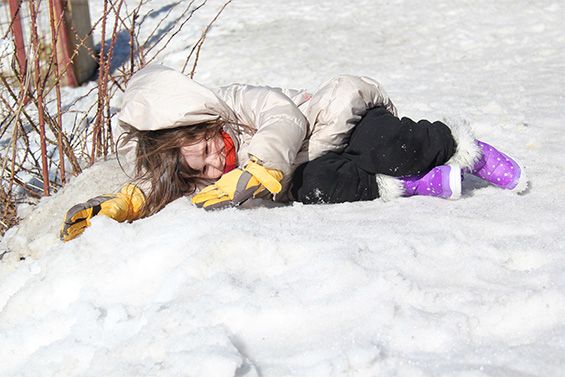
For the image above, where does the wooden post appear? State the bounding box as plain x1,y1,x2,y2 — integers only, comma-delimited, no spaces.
53,0,97,87
52,0,78,87
8,0,27,81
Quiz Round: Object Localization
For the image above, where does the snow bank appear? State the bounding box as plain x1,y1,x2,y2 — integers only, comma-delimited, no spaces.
2,0,565,376
2,194,565,376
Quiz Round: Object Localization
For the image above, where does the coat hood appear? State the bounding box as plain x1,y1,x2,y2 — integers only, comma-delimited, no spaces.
118,64,237,131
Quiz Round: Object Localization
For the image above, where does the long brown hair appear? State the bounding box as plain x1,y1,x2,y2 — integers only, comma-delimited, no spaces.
121,120,226,218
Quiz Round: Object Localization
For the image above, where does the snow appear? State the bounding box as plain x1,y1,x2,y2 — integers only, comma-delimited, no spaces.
2,0,565,376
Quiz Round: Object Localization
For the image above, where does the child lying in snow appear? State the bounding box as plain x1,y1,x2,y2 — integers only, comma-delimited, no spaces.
60,64,527,241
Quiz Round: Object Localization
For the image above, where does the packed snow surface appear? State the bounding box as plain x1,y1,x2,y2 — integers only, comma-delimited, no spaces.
2,0,565,376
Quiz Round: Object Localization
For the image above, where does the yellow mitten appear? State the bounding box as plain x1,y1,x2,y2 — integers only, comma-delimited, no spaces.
60,184,145,241
192,158,283,210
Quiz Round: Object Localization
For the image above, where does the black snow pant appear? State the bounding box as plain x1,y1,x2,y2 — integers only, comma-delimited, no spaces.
290,106,457,204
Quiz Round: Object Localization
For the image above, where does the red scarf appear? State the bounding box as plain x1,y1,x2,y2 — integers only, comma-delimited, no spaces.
221,130,237,173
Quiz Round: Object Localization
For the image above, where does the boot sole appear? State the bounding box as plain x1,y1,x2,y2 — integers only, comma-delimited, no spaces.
508,154,529,193
447,164,462,200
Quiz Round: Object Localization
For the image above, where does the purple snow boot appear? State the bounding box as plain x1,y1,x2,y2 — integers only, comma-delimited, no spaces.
465,140,527,192
400,164,461,200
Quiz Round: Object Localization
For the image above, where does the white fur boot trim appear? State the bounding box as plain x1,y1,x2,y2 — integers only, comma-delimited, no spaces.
443,118,482,170
447,164,462,200
375,174,404,201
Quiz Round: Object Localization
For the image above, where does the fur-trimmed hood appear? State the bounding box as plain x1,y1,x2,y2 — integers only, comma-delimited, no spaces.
118,65,238,131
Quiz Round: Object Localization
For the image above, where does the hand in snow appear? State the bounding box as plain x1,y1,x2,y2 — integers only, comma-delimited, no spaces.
192,158,283,210
60,185,145,241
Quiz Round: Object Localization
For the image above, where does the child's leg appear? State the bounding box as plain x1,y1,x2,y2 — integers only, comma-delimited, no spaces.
290,107,526,204
347,107,527,192
290,152,461,204
342,106,462,176
290,152,379,204
290,107,472,204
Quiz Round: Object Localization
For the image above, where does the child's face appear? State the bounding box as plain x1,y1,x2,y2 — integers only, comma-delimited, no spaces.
180,133,225,179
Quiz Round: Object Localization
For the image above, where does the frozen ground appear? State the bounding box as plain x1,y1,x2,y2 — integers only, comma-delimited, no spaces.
1,0,565,376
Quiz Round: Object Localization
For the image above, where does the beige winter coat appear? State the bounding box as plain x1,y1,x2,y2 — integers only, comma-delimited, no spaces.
117,64,397,200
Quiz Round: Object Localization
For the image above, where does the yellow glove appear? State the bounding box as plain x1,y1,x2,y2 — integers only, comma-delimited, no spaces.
192,158,283,210
60,184,145,241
